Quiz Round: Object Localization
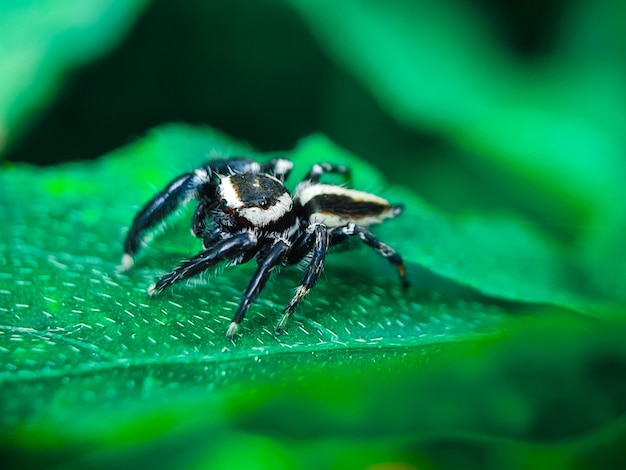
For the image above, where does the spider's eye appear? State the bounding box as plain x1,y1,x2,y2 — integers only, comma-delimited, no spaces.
219,199,230,211
257,198,269,208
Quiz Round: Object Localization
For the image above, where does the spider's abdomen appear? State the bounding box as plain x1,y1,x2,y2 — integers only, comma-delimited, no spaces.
296,183,402,228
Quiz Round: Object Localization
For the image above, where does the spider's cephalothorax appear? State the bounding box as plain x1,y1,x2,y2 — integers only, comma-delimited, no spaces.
122,157,408,339
217,172,296,233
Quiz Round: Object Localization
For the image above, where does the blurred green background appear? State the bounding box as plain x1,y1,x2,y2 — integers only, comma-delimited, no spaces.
2,0,626,468
6,0,625,236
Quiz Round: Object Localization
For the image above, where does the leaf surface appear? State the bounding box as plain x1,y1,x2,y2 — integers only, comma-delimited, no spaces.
0,124,623,468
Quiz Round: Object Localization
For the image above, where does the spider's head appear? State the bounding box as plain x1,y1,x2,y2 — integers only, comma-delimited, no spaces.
217,173,294,230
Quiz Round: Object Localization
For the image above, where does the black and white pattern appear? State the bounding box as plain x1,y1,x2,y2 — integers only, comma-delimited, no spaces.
122,157,408,339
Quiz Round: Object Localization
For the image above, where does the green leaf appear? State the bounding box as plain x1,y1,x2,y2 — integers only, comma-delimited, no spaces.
0,124,498,418
0,124,622,468
0,0,149,155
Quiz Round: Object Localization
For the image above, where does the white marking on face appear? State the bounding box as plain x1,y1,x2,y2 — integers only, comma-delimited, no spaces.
219,177,294,227
219,177,243,209
238,192,293,226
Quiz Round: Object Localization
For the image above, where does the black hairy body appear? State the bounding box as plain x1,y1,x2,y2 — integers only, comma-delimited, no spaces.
122,157,408,339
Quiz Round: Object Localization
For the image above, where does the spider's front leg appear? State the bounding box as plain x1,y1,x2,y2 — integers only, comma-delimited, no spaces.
226,240,291,339
276,223,329,334
214,157,293,181
122,170,211,270
262,158,293,182
148,231,258,295
303,163,351,183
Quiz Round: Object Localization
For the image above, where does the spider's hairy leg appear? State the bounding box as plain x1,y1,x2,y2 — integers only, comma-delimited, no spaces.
261,158,293,181
226,240,290,339
203,157,260,176
276,223,329,335
148,232,258,296
205,157,292,181
303,162,351,183
122,170,211,270
331,223,409,289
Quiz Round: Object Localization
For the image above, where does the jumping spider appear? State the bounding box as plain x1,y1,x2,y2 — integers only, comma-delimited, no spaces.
122,157,408,339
